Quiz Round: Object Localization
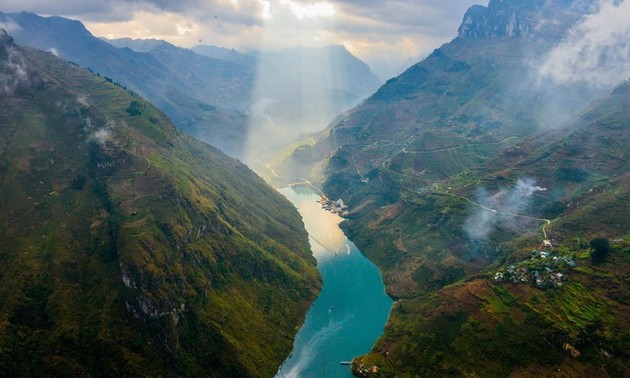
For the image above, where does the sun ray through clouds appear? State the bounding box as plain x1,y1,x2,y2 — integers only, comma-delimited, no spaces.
242,0,340,168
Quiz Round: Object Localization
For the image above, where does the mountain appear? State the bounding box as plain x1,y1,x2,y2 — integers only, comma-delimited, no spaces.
0,30,320,377
0,12,381,164
192,43,380,97
193,43,383,166
274,0,630,375
102,37,173,53
0,11,254,158
277,0,601,186
356,78,630,377
191,44,256,69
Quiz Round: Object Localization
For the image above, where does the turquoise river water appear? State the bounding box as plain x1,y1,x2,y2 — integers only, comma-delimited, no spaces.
276,186,393,378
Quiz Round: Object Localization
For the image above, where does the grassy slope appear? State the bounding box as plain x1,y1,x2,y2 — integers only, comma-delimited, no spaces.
0,38,320,377
371,244,629,377
352,81,630,376
274,1,629,374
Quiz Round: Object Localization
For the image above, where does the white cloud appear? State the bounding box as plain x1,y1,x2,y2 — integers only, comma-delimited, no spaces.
89,127,112,146
0,18,23,33
278,0,335,19
259,0,272,19
0,39,30,96
538,0,630,88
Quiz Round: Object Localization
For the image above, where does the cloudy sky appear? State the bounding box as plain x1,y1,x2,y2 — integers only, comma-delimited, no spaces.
0,0,480,78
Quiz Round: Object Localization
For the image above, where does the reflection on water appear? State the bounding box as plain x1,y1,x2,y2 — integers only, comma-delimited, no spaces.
290,187,348,259
277,186,392,378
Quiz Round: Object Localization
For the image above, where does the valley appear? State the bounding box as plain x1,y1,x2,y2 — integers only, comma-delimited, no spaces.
1,0,630,376
276,0,630,375
276,187,391,378
0,10,381,163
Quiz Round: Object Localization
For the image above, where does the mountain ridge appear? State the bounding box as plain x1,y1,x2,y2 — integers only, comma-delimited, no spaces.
1,11,381,162
0,30,320,376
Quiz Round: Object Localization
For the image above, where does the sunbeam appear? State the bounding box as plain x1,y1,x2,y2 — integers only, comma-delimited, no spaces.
242,0,340,169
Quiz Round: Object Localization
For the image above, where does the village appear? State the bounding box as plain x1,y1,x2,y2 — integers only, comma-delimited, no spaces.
317,196,350,217
493,249,578,289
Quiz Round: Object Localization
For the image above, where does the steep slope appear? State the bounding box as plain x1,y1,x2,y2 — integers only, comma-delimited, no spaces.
285,0,599,178
356,79,630,377
0,30,320,377
272,0,630,375
277,0,607,293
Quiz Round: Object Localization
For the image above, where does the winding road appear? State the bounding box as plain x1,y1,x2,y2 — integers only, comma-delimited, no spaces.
436,191,554,240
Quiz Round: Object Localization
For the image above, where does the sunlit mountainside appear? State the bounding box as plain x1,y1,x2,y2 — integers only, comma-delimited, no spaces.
1,11,381,163
0,30,320,376
277,0,630,375
355,77,630,377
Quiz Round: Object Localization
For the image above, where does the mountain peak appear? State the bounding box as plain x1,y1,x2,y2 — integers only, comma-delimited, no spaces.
457,0,595,39
458,0,534,39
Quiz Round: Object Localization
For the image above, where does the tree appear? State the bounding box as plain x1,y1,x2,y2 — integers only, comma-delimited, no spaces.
589,237,611,264
126,100,143,116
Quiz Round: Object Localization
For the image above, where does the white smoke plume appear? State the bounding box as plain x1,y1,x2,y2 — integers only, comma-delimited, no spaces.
464,178,547,241
76,94,89,107
538,0,630,89
0,38,30,96
89,128,112,146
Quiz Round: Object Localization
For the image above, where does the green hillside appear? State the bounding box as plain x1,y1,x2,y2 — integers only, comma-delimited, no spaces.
274,0,630,375
0,30,320,377
275,1,600,192
355,79,630,377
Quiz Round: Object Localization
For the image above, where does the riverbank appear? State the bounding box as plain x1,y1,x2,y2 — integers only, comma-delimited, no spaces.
276,186,393,378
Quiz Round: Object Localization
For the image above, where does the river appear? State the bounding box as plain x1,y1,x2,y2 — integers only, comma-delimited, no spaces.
276,186,392,378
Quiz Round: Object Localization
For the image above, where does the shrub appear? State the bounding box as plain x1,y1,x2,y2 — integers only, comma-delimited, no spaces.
589,237,611,264
126,100,143,116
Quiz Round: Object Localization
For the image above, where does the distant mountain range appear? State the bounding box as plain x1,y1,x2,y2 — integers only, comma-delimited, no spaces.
0,29,320,376
276,0,630,375
0,11,381,163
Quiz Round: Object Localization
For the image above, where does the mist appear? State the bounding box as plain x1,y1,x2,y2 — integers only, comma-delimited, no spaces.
464,178,547,241
89,127,113,146
241,45,379,172
538,0,630,89
0,30,29,96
